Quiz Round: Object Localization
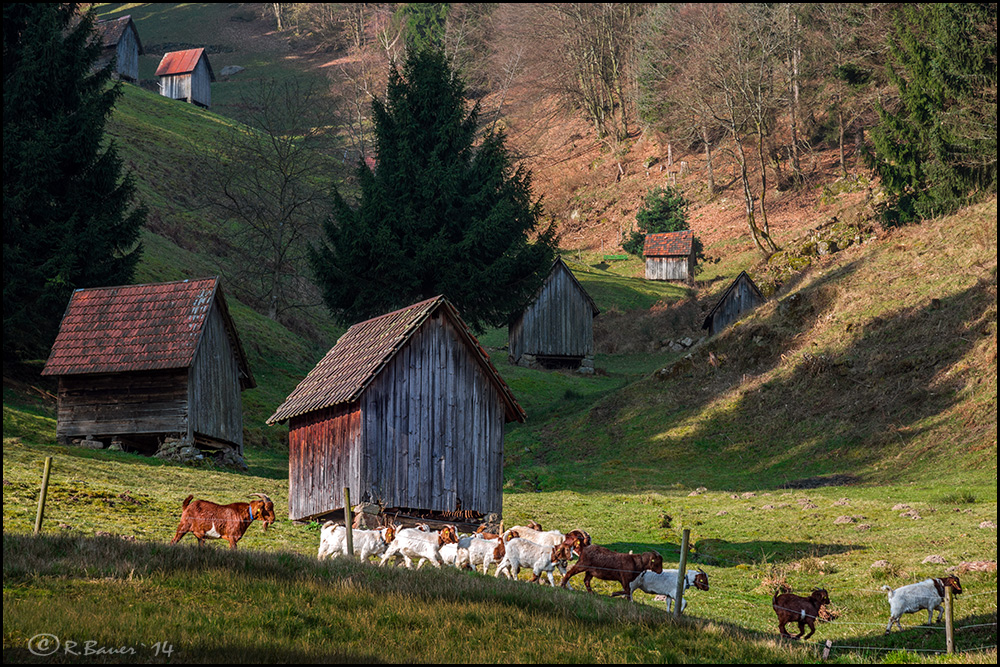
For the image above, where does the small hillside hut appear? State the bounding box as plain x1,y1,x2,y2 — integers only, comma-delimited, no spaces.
702,271,765,336
94,15,143,83
644,230,696,283
508,257,600,373
41,278,255,458
268,296,525,523
155,47,215,108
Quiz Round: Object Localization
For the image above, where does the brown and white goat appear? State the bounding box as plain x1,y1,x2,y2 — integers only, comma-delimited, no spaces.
772,588,831,640
560,541,663,599
170,493,275,549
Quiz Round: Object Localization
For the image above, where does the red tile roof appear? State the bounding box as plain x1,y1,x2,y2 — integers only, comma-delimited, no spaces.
41,278,252,386
643,230,694,257
268,296,524,425
155,48,213,79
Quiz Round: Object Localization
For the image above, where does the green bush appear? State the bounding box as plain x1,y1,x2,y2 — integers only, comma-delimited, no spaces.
621,186,691,256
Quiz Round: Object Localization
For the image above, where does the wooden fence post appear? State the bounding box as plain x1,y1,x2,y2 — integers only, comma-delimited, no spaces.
945,584,954,655
344,487,354,558
673,528,690,619
34,456,52,535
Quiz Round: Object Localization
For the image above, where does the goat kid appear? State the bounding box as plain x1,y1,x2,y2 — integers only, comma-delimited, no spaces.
624,568,710,612
379,525,459,569
772,589,831,640
494,537,572,586
170,493,275,549
317,523,397,561
882,576,963,634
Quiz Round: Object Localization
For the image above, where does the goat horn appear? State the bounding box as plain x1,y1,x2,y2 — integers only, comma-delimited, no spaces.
248,493,272,503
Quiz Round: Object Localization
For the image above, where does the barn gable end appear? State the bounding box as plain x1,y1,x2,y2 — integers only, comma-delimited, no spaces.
702,271,765,336
42,277,253,456
509,257,599,372
270,296,523,523
155,48,215,108
94,15,142,82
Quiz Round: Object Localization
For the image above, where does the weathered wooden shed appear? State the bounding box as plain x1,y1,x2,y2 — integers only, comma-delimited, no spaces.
155,47,215,108
268,296,525,523
644,230,696,283
702,271,765,336
94,15,143,83
41,277,255,456
508,257,600,372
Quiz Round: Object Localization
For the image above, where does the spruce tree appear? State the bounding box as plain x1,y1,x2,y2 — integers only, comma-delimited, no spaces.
311,49,556,332
3,3,146,361
867,3,997,225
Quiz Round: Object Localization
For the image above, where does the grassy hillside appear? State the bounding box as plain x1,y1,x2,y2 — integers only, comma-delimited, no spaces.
4,4,996,663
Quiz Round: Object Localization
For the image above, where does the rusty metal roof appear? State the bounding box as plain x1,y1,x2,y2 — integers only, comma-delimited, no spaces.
643,230,694,257
268,296,525,425
155,48,215,80
42,277,254,388
94,15,142,53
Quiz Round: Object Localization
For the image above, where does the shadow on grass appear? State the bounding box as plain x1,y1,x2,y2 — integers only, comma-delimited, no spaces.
830,610,999,659
2,532,670,629
520,258,997,492
599,539,863,568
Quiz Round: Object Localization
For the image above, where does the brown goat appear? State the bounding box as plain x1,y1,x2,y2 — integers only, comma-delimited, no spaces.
170,493,275,549
560,542,664,599
772,588,831,640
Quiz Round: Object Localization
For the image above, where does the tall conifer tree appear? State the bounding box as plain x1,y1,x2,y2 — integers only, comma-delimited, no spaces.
3,3,146,361
867,3,997,225
311,49,556,332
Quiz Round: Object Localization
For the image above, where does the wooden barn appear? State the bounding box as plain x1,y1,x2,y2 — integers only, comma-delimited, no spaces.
702,271,765,336
644,230,696,283
268,296,525,523
94,15,143,83
155,47,215,108
508,257,600,373
41,277,255,456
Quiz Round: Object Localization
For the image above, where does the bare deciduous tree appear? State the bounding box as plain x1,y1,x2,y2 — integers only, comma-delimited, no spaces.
204,79,336,322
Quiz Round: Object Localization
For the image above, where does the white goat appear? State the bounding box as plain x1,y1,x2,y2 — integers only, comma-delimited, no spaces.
494,537,570,586
457,535,502,574
882,576,963,633
317,523,396,561
379,525,459,569
626,568,710,612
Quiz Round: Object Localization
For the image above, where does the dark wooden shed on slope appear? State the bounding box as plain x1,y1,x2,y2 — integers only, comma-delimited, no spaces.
41,278,255,456
508,257,600,373
94,15,143,83
644,230,696,283
155,47,215,108
268,296,525,523
702,271,765,336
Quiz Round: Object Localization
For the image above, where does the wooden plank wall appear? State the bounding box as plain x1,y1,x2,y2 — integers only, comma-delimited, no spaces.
645,255,692,281
188,301,244,451
361,312,505,516
288,403,362,521
56,368,188,439
116,29,139,82
709,276,764,335
191,58,212,107
159,74,190,102
509,263,595,362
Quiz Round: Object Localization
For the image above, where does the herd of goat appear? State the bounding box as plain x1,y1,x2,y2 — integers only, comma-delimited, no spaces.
169,494,966,640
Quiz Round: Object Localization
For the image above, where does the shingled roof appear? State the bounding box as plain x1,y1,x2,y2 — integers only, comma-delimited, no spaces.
643,230,694,257
155,47,215,80
268,296,524,425
42,277,253,388
94,15,142,53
